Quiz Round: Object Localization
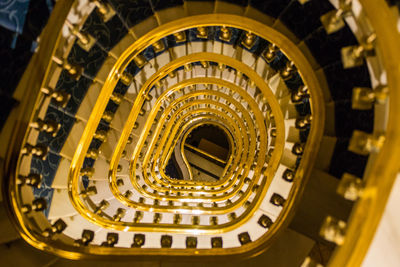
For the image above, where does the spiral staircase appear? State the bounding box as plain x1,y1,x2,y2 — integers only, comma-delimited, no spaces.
0,0,399,266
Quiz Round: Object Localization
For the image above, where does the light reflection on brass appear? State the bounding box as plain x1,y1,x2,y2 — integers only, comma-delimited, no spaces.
186,236,197,248
134,54,147,68
282,169,295,182
238,232,251,245
91,0,116,22
320,216,346,245
270,193,285,207
243,201,251,209
113,208,126,222
118,71,133,86
80,167,94,178
241,32,256,49
173,31,186,43
161,235,172,248
133,211,143,223
93,130,108,142
173,214,182,224
258,214,273,229
52,56,82,80
86,149,99,159
219,26,231,42
337,173,364,201
102,111,114,123
101,233,118,247
295,115,312,130
210,216,218,225
211,237,223,248
65,20,96,51
30,119,60,137
192,216,200,225
341,33,376,69
280,61,296,80
17,173,42,187
21,143,48,160
74,229,94,246
21,198,47,214
291,85,309,104
292,143,304,156
196,26,208,39
320,0,352,34
228,212,237,221
80,186,97,197
110,93,123,105
42,219,67,237
94,200,109,214
40,87,71,108
152,40,165,53
123,190,132,198
348,130,385,155
262,43,278,63
352,86,388,110
132,234,145,247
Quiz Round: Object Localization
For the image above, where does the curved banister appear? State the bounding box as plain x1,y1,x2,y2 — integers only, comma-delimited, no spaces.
1,0,397,265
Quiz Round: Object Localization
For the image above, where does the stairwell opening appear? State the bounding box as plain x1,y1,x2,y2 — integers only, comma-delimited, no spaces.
165,124,231,182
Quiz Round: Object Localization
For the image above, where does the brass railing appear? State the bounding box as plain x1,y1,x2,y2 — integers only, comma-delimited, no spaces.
16,1,400,264
5,9,323,257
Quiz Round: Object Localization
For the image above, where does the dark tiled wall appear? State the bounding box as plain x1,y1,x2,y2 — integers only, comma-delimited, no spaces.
0,0,55,130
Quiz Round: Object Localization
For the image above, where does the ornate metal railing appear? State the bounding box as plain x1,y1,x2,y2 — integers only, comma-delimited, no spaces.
1,0,398,265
